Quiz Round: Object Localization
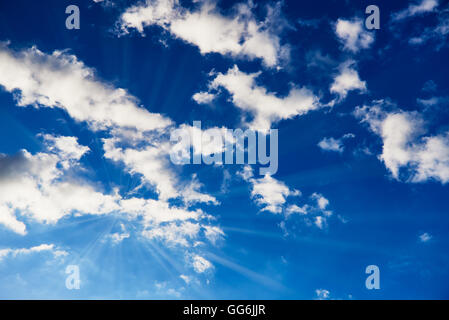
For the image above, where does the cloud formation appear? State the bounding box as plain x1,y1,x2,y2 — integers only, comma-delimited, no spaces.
118,0,289,67
0,45,223,254
335,18,374,52
195,65,319,131
0,44,171,132
0,244,68,262
330,61,367,101
318,133,355,153
392,0,439,21
355,100,449,183
240,167,334,231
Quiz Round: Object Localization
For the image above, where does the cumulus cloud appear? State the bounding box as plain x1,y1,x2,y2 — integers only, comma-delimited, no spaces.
0,45,222,251
118,194,221,248
0,134,222,251
102,130,218,204
250,174,299,214
318,133,355,153
196,65,319,131
392,0,439,21
0,44,219,204
330,61,366,101
0,43,228,283
0,135,120,234
0,44,171,132
354,100,449,183
192,91,216,104
191,254,213,273
118,0,289,67
335,18,374,52
240,167,334,231
311,193,330,211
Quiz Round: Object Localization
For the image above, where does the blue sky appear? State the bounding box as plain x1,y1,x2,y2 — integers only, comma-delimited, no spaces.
0,0,448,299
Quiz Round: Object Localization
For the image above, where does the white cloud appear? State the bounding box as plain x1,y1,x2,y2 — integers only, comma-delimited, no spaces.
107,232,130,244
285,204,308,216
239,167,333,231
191,254,213,273
311,193,329,210
419,232,432,242
104,223,130,245
249,174,299,214
335,18,374,52
203,225,225,245
120,197,219,248
102,136,179,201
192,91,216,104
0,44,172,132
407,9,449,47
355,101,449,183
417,97,442,107
315,288,330,300
0,136,120,234
42,134,90,169
142,221,201,247
179,274,191,284
330,61,366,101
392,0,439,21
198,65,319,131
318,133,355,153
0,44,223,255
314,216,325,229
0,137,217,248
102,131,217,204
318,137,343,153
0,244,68,262
118,0,289,67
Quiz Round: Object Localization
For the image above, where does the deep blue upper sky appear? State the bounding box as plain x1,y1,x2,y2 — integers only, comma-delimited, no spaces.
0,0,448,299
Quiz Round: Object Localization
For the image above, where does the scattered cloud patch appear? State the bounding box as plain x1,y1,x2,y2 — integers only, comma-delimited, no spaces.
355,100,449,183
118,0,290,67
0,136,119,234
392,0,439,21
196,65,319,131
315,288,330,300
191,254,213,273
193,91,216,104
0,244,68,262
240,167,334,232
419,232,432,242
318,133,355,153
335,18,374,52
407,8,449,47
0,44,172,132
330,61,367,101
